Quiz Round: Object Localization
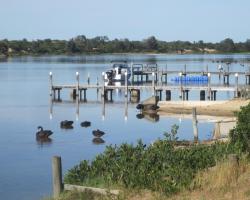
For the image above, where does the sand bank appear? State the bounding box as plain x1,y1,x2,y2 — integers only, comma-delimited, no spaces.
158,99,250,117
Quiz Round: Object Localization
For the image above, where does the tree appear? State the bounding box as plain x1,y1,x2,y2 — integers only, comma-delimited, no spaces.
145,36,158,50
0,40,9,55
230,103,250,153
218,38,236,52
245,39,250,51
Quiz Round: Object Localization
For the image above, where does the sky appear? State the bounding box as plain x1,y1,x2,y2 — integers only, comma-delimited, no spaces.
0,0,250,42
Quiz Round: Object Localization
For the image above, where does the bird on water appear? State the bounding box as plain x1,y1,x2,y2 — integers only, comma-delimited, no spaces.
36,126,53,138
81,121,91,127
60,120,74,128
92,129,105,137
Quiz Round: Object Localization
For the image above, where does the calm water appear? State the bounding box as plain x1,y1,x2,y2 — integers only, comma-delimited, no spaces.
0,54,250,200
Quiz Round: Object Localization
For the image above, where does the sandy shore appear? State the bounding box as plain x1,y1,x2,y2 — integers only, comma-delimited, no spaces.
158,99,250,117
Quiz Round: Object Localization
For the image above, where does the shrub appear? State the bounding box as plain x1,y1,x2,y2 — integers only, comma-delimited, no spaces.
65,125,237,195
230,103,250,154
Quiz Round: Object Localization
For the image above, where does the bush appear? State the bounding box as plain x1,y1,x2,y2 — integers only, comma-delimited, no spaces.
65,126,238,195
230,103,250,154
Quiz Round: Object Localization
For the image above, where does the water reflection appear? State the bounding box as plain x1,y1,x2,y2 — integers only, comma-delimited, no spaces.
92,137,105,144
36,137,53,146
136,112,160,122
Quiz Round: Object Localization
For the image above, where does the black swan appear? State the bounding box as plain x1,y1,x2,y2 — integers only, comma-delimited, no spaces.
136,104,144,110
36,126,53,138
92,137,105,144
136,113,144,119
92,129,105,137
60,120,74,129
80,121,91,127
149,105,160,110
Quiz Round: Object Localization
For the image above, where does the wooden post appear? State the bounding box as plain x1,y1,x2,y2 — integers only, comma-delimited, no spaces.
235,73,239,97
76,72,79,98
130,62,134,85
52,156,63,198
87,73,90,85
179,72,183,100
49,72,53,96
125,71,128,97
207,72,211,100
96,77,99,94
125,95,128,121
101,72,105,97
152,72,155,96
76,98,79,121
192,107,198,142
49,95,53,119
102,93,105,120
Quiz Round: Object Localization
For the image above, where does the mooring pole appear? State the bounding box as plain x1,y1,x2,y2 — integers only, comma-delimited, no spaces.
124,96,128,121
49,72,53,96
192,107,198,142
87,73,90,85
76,72,79,99
102,92,105,120
207,72,211,100
102,72,105,98
52,156,63,198
179,72,183,100
152,72,155,96
235,73,239,98
125,71,128,97
130,62,134,85
49,95,53,120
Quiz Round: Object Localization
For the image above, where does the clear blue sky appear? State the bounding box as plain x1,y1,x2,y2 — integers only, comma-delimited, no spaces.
0,0,249,42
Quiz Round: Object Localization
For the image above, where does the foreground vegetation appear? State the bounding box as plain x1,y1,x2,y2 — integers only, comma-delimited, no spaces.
1,36,250,57
59,103,250,199
51,157,250,200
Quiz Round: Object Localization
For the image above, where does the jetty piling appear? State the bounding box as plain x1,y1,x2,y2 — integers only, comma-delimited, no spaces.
76,72,79,99
207,73,211,100
87,73,90,85
125,71,128,97
152,72,155,96
179,72,183,99
235,73,239,97
49,72,53,96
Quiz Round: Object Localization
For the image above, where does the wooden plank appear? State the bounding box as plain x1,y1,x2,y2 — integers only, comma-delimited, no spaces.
64,184,120,195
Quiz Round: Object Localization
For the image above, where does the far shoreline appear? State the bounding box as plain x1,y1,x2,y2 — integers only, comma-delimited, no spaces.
1,52,250,60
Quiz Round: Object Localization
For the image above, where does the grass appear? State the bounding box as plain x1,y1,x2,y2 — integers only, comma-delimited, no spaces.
49,155,250,200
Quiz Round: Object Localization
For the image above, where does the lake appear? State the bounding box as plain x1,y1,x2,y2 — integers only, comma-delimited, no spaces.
0,53,249,200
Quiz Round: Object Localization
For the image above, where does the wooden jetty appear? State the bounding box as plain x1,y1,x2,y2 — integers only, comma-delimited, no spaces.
49,66,250,102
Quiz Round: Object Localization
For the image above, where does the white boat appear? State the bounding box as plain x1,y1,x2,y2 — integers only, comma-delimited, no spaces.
104,62,131,82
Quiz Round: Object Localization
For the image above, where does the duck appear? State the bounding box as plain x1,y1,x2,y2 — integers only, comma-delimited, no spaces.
80,121,91,127
92,137,105,144
92,129,105,137
60,120,74,129
36,126,53,139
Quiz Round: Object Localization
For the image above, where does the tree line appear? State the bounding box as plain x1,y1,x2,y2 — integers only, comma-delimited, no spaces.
1,35,250,56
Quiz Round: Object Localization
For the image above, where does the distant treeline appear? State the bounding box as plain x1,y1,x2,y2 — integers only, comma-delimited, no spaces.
1,35,250,56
